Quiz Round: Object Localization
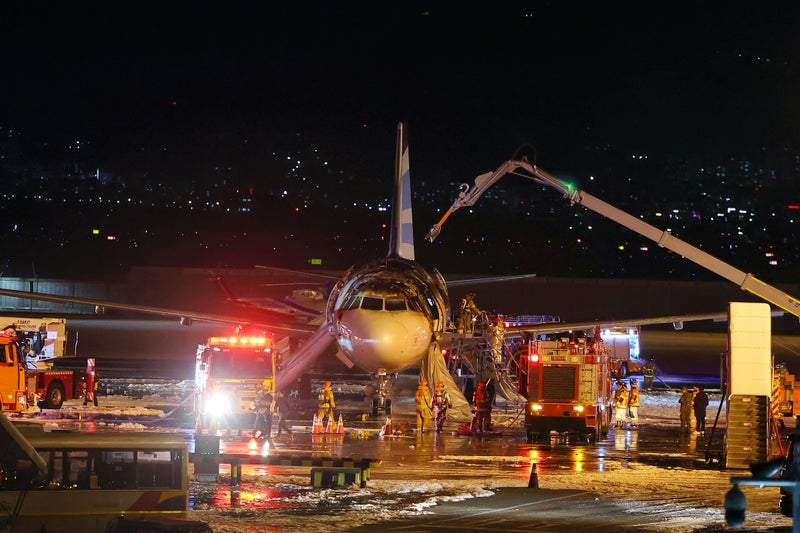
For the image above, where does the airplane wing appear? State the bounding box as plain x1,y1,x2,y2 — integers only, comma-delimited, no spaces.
209,270,323,321
503,310,787,337
445,273,538,287
0,287,318,336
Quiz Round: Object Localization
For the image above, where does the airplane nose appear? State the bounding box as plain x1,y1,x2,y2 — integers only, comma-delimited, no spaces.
338,310,430,373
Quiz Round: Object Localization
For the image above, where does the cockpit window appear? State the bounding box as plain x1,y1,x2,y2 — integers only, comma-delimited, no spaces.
343,295,362,310
384,298,407,311
360,296,383,311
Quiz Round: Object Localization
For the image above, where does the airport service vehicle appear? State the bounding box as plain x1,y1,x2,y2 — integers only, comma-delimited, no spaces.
0,415,205,533
517,333,613,442
773,362,800,419
599,326,643,378
0,315,67,366
0,329,89,412
194,334,278,434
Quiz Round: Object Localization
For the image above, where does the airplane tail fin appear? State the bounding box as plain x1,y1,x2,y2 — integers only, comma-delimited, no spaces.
388,122,415,260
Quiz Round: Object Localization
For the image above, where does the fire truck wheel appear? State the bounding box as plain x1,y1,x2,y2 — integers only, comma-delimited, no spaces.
780,492,793,517
45,381,66,409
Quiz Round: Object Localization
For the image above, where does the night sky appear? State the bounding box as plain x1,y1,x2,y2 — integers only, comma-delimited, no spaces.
5,2,800,180
4,3,800,281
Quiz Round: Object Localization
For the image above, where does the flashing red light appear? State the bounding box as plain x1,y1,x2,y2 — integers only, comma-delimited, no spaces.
530,354,540,363
209,336,268,346
788,205,800,210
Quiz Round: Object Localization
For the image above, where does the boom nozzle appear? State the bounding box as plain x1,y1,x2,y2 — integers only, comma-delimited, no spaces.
425,224,441,243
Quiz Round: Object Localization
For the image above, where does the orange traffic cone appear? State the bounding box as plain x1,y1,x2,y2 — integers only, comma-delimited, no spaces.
313,414,322,434
326,414,335,433
336,413,344,434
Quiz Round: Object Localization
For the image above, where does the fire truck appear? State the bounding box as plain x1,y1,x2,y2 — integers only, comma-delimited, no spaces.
194,334,279,434
517,333,614,442
773,363,800,420
599,326,644,378
0,316,67,366
0,328,90,412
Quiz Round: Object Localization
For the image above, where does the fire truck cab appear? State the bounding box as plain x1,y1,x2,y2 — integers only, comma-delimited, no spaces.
517,334,614,442
194,334,277,434
0,329,88,412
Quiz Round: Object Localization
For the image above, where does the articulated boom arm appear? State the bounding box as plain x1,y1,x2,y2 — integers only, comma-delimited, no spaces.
426,159,800,319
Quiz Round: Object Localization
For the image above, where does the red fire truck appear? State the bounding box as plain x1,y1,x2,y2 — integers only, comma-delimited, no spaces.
599,326,644,378
517,333,614,442
194,334,278,434
0,329,90,412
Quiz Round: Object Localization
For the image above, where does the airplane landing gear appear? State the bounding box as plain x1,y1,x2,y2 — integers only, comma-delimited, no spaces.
368,370,395,418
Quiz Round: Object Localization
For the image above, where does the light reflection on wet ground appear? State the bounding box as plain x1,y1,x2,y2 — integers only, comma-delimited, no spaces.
188,417,713,514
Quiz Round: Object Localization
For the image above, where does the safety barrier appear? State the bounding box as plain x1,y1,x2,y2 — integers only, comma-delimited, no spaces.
190,451,380,487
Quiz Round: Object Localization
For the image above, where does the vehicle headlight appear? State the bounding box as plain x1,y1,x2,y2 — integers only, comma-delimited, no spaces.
205,394,231,419
573,405,585,413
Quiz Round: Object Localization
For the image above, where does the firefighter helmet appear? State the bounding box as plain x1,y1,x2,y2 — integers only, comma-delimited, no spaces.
419,379,428,387
324,380,331,388
436,381,445,390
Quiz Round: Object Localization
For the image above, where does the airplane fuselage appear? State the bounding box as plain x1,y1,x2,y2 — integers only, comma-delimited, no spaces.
327,256,449,375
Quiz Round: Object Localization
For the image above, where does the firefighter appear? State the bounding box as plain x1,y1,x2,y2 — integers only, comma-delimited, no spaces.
679,386,693,433
317,380,336,429
643,357,657,390
273,390,292,436
415,378,433,433
253,379,274,439
613,379,625,403
431,380,452,433
628,381,640,428
614,381,629,428
457,293,481,334
471,380,492,433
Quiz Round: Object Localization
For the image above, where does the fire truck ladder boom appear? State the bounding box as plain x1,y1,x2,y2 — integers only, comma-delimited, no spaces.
426,159,800,319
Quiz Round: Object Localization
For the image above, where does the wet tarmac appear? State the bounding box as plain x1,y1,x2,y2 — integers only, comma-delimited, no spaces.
28,318,800,531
